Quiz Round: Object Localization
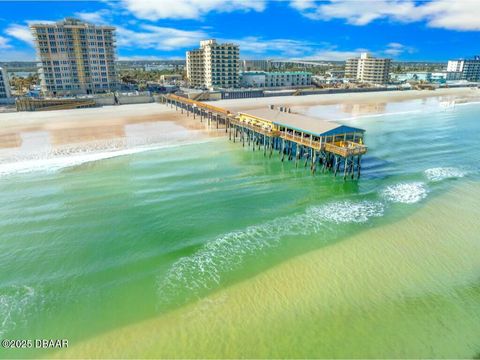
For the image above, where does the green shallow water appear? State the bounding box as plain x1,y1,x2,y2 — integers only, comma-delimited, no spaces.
0,101,479,358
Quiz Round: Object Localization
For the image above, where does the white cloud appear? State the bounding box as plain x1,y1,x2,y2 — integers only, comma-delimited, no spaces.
74,9,111,24
120,0,266,20
291,0,480,31
300,42,416,61
294,0,420,25
228,37,316,58
0,35,11,49
304,49,365,61
290,0,315,11
116,25,208,51
420,0,480,30
383,42,416,57
5,24,34,45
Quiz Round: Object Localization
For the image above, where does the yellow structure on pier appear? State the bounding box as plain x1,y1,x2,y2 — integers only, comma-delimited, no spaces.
162,94,367,179
237,109,367,158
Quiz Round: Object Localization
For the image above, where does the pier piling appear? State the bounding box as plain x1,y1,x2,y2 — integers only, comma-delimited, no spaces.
162,94,367,181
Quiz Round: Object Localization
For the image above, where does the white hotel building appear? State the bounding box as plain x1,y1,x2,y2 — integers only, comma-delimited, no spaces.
447,56,480,82
345,52,391,85
186,39,240,89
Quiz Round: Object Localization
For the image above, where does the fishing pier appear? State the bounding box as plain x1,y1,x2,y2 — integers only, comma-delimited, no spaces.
161,94,367,180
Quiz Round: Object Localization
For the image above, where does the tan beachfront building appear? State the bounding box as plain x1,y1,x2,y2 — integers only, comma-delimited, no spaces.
30,18,118,96
186,39,240,89
345,52,391,85
0,66,11,99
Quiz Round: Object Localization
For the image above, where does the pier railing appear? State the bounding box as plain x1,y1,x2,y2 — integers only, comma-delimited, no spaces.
162,94,367,179
324,141,367,157
282,133,322,150
166,94,231,116
229,118,280,137
281,134,367,156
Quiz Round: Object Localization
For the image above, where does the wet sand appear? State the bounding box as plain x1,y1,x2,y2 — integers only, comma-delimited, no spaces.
0,103,221,167
1,87,479,167
215,87,480,114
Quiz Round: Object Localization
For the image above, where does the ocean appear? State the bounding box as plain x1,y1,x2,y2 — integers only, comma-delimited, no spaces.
0,100,479,358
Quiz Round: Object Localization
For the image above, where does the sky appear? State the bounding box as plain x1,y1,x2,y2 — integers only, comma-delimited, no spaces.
0,0,479,62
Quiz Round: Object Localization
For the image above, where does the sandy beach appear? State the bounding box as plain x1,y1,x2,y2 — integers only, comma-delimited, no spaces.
0,87,479,165
214,87,480,112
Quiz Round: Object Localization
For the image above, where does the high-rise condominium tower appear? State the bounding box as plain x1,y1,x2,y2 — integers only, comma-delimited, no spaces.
30,18,117,96
345,52,391,85
186,39,240,89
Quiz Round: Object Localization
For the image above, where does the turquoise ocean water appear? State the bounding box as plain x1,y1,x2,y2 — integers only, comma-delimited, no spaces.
0,100,479,358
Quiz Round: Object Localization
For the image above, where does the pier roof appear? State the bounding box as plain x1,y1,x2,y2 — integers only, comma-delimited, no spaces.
239,109,365,137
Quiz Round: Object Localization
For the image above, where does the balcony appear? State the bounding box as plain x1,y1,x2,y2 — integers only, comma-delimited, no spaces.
324,141,367,157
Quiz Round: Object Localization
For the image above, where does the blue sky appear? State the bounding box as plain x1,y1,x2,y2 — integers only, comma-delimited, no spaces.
0,0,479,62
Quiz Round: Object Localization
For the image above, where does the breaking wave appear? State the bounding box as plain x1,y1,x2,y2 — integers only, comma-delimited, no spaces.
310,201,385,224
382,182,428,204
424,167,467,182
0,141,208,178
157,200,384,302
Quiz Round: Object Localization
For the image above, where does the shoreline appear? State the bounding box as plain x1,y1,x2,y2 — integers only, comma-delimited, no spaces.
0,87,479,165
1,87,479,359
215,87,480,110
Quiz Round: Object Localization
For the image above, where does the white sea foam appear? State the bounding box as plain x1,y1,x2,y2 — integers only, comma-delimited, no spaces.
382,182,428,204
158,200,384,301
424,167,467,182
0,140,209,178
309,201,384,224
0,285,36,339
455,100,480,107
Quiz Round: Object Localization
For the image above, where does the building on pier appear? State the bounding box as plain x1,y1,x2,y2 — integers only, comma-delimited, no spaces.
237,109,365,153
233,108,367,179
162,94,367,180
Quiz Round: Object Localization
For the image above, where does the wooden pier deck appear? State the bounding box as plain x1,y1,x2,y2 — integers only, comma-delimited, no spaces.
161,94,367,180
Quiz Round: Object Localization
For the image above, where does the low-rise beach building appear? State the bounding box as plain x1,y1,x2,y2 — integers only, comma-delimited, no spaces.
326,69,345,78
241,71,312,88
391,72,432,82
160,74,183,84
241,60,271,71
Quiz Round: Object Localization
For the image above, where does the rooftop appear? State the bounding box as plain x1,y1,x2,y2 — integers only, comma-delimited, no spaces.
30,18,115,29
239,108,365,136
